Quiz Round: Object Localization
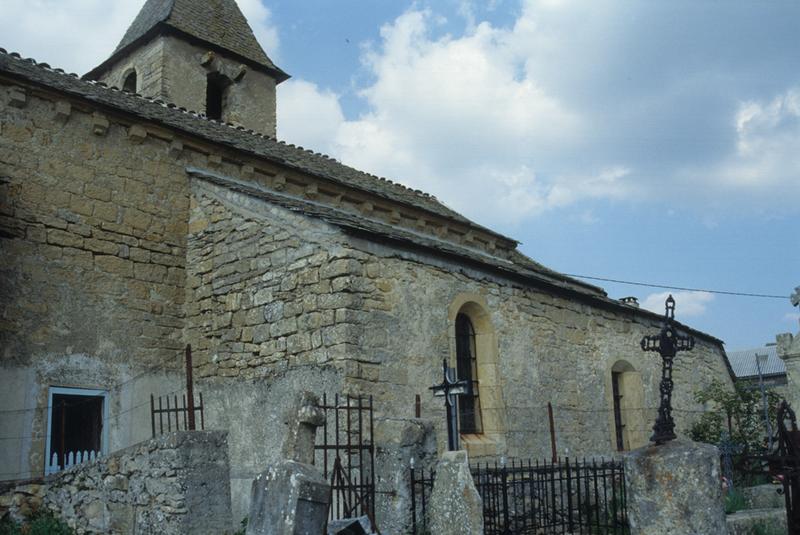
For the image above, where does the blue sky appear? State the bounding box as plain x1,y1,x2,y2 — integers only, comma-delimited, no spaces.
1,0,797,350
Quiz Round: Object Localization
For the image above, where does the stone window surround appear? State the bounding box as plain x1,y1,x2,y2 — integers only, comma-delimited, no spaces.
604,360,647,452
448,293,507,458
44,386,109,475
122,68,138,94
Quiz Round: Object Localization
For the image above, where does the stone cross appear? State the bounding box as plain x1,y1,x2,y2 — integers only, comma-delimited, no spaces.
641,295,695,445
281,391,326,465
430,359,470,451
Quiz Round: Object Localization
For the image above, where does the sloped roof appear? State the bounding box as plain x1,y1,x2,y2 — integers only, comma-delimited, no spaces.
87,0,288,81
0,48,739,349
727,345,786,379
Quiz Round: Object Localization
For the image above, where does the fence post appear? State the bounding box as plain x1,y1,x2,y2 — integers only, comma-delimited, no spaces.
185,344,195,431
501,459,510,534
566,457,574,532
150,394,156,438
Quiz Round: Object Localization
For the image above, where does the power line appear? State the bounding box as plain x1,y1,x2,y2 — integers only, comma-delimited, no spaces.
563,274,787,299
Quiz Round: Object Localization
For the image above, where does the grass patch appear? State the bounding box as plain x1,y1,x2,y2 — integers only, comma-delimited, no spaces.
724,488,747,514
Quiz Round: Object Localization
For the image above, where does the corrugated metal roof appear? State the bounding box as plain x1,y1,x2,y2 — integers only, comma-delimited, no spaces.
727,345,786,379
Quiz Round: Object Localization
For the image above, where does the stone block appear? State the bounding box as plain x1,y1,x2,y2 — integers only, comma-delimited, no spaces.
430,450,483,535
742,484,785,510
246,461,330,535
726,508,787,535
624,439,727,535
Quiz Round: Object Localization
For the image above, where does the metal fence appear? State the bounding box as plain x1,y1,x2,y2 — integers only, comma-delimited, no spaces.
314,394,377,529
150,392,204,437
410,457,628,535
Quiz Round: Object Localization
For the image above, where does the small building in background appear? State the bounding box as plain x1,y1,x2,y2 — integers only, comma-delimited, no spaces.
727,344,788,398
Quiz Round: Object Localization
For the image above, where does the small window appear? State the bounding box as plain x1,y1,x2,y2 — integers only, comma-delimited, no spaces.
455,313,482,434
45,387,107,474
123,70,137,93
206,73,231,121
612,371,625,451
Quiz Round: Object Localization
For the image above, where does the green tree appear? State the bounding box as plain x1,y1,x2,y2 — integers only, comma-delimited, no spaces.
689,379,782,454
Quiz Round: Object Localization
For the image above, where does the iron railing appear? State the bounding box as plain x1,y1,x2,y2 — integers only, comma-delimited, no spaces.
314,394,377,529
410,457,628,534
150,392,204,437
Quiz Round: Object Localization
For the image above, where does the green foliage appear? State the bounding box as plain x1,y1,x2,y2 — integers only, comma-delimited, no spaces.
724,488,746,514
689,379,781,454
753,523,787,535
0,511,74,535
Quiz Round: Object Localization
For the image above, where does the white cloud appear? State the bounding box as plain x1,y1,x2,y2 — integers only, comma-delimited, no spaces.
642,291,714,318
0,0,142,74
785,313,800,325
0,0,279,75
277,8,636,225
702,87,800,196
277,80,345,151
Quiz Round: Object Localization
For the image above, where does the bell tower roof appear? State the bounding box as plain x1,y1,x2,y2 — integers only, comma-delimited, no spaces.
85,0,288,82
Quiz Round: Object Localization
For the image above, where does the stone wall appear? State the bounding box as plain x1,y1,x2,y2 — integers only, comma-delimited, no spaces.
181,172,733,523
183,174,732,460
0,431,232,534
98,35,279,137
0,82,199,479
352,237,734,459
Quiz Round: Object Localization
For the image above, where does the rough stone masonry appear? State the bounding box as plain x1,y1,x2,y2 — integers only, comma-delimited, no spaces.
0,431,232,535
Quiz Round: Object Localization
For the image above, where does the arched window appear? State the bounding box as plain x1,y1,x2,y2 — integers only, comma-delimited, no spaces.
455,313,482,434
206,73,231,121
609,360,646,451
122,70,137,93
611,370,625,451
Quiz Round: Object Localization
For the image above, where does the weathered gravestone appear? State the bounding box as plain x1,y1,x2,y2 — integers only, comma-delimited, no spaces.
429,450,483,535
246,391,330,535
624,439,727,535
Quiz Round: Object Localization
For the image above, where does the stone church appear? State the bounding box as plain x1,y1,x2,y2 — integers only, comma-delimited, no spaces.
0,0,735,526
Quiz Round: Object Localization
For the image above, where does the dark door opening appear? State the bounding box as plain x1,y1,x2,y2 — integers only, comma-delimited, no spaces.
50,393,104,469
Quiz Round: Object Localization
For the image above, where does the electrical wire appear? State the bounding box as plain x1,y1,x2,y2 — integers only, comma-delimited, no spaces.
563,274,788,299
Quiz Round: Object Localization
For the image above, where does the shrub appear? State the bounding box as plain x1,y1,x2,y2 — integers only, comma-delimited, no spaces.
724,488,746,514
0,511,74,535
689,379,781,454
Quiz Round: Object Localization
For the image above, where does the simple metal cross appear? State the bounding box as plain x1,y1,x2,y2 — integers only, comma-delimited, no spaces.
718,431,743,491
641,295,695,445
430,358,470,451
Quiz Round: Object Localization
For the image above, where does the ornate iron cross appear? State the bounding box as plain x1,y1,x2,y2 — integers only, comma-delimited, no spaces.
641,295,695,444
430,359,470,451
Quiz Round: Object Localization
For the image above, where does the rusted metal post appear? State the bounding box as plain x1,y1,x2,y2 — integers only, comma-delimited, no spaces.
415,394,421,418
185,344,196,431
548,402,557,463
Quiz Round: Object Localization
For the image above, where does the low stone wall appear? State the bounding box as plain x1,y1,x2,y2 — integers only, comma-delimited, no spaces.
0,431,232,534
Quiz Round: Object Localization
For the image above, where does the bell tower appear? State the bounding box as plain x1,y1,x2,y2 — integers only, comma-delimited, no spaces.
85,0,289,137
